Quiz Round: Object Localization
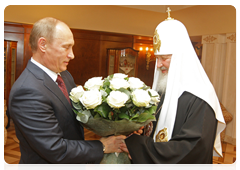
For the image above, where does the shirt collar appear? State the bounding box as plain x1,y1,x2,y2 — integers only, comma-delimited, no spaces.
31,57,59,82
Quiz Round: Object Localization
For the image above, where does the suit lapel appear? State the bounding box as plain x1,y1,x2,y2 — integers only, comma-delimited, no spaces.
26,60,74,119
26,60,84,139
60,73,85,136
43,77,74,119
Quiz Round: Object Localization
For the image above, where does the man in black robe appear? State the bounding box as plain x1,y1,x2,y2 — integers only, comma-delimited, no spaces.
121,14,226,164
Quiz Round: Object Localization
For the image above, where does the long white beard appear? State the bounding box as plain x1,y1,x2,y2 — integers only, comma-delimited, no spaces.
156,67,168,94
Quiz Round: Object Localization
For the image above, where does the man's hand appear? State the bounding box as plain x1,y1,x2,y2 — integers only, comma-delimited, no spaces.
120,142,132,159
100,135,126,153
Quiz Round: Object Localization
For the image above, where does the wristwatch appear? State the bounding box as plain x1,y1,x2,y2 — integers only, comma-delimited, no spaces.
102,143,106,153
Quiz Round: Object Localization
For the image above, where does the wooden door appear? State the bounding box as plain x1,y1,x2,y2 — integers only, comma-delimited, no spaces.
4,40,17,105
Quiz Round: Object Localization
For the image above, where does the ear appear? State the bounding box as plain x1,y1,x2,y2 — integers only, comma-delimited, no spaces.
38,37,47,52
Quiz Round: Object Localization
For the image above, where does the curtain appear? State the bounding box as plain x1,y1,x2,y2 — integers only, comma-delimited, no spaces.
201,33,236,145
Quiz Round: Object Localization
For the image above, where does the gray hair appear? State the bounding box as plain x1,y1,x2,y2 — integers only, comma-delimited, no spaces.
29,17,60,53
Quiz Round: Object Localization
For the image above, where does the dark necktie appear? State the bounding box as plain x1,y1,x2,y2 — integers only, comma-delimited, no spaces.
56,75,71,104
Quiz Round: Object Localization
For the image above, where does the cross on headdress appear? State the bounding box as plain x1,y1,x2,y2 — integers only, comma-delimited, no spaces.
165,7,174,21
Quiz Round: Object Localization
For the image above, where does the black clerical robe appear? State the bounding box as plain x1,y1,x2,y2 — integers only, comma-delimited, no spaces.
125,91,217,164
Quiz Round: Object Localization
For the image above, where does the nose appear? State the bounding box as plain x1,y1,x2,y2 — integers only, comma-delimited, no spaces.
68,48,75,60
157,58,163,68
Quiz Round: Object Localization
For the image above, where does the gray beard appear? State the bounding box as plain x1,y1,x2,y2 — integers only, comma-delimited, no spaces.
156,68,168,94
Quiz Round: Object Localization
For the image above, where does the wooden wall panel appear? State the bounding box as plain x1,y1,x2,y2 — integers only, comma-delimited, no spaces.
4,22,155,93
100,41,133,78
68,38,101,86
23,26,33,69
69,29,134,85
134,36,155,87
4,23,33,80
136,46,155,87
99,33,133,78
4,32,24,80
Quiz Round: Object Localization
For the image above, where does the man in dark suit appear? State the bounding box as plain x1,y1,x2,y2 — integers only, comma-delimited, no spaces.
9,17,125,164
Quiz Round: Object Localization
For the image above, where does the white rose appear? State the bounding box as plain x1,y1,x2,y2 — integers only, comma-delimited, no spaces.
148,89,160,105
107,91,129,109
70,85,85,103
84,77,103,90
109,78,130,90
128,77,145,89
132,89,151,107
112,73,128,79
80,90,102,109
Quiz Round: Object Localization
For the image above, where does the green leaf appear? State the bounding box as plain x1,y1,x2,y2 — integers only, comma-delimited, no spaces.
118,88,131,98
137,111,155,123
72,108,79,115
107,74,114,80
94,103,111,118
105,87,111,95
148,91,158,98
147,105,157,114
129,106,138,116
71,101,82,110
142,85,150,90
118,112,130,120
148,91,152,97
119,106,128,113
130,113,139,120
94,113,101,118
103,79,110,88
115,116,119,121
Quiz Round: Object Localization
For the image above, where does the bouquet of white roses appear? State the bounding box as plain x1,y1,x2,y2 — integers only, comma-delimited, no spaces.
70,73,160,137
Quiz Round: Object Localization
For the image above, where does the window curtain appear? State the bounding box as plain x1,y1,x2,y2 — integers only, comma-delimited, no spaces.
201,33,236,145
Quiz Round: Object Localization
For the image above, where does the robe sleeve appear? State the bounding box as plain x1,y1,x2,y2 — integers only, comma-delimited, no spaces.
125,92,217,164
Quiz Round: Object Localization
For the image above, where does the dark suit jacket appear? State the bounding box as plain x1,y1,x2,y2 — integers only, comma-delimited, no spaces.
9,60,103,164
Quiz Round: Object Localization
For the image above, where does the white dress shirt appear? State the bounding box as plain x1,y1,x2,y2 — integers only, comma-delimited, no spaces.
31,57,60,84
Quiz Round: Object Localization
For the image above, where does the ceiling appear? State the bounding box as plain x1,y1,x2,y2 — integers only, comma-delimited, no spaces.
118,5,195,13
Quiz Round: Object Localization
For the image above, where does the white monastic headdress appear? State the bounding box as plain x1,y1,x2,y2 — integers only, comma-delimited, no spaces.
152,11,226,157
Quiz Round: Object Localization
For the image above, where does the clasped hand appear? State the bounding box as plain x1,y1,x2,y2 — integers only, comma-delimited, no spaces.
100,126,144,159
120,126,144,159
100,135,126,153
